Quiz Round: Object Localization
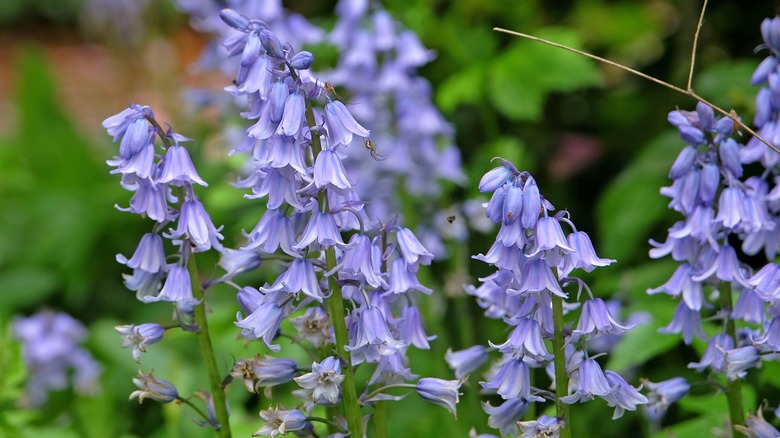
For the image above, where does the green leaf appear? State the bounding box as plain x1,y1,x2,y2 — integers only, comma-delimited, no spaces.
606,307,680,372
488,28,602,121
596,131,680,262
650,413,726,438
436,64,486,112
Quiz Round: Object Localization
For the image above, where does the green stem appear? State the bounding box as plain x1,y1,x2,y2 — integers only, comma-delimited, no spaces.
324,248,363,437
719,283,745,431
551,294,571,438
187,252,232,437
299,77,363,437
373,400,387,438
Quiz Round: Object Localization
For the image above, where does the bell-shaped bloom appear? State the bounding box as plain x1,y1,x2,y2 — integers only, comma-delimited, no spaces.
252,356,298,388
115,323,164,363
260,258,325,302
142,265,200,307
399,305,436,349
120,178,173,223
519,416,563,438
235,293,287,351
647,263,703,311
396,227,434,266
387,258,433,295
289,306,335,348
167,198,224,252
157,145,208,187
294,356,344,404
528,216,574,266
735,411,780,438
314,147,352,191
445,345,488,379
720,346,760,381
513,258,566,298
117,233,167,273
483,397,530,436
559,231,615,277
289,51,314,70
324,100,370,146
345,306,406,356
521,177,542,229
573,298,633,339
561,358,617,404
691,244,749,286
489,317,552,361
236,286,263,315
479,165,511,193
255,406,311,438
416,377,465,417
502,183,523,225
243,208,298,256
338,234,387,289
277,91,305,137
218,248,261,280
481,357,543,402
103,104,152,142
293,211,354,251
602,371,648,419
659,301,707,345
643,377,690,421
129,369,178,404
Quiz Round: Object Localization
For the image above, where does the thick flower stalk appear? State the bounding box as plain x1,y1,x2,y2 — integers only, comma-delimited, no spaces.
104,104,230,435
646,18,780,432
212,8,457,437
458,158,645,437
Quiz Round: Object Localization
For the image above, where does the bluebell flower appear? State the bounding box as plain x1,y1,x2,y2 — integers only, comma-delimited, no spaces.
445,345,489,379
573,298,633,339
235,292,288,351
338,234,387,289
259,257,325,302
345,306,406,358
387,257,433,295
558,231,615,277
481,357,543,402
12,310,102,407
294,356,344,404
293,210,355,251
123,268,165,302
688,332,733,373
289,306,335,347
324,100,370,146
255,406,311,437
157,145,208,187
398,305,435,349
115,323,165,363
368,352,418,385
289,50,314,70
416,377,465,417
755,316,780,350
561,358,617,404
142,265,200,307
116,233,167,273
720,345,761,381
313,147,353,191
518,415,563,438
242,209,298,256
236,286,263,315
659,301,707,345
482,397,530,436
120,178,173,223
395,227,434,266
642,377,689,421
129,369,178,403
735,410,780,438
252,356,299,389
166,198,224,252
217,248,261,280
602,371,648,419
488,317,552,361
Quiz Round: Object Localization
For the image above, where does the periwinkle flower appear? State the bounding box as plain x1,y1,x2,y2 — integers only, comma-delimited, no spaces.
735,410,780,438
294,356,344,404
115,323,164,363
129,369,178,404
260,257,325,302
659,301,707,345
338,234,387,289
289,306,335,347
289,50,314,70
559,231,615,277
688,332,732,373
481,357,543,402
345,306,406,357
398,305,435,349
416,377,465,417
720,345,761,381
293,210,354,251
218,248,261,280
395,227,434,266
479,164,512,193
488,317,552,361
314,147,353,191
253,356,299,389
235,292,288,351
445,345,489,379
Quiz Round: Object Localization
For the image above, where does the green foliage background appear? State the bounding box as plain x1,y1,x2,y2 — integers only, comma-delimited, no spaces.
1,0,780,437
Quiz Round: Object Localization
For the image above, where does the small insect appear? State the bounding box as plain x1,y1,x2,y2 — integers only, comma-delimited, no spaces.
322,81,346,101
729,109,741,133
365,139,388,161
447,215,456,224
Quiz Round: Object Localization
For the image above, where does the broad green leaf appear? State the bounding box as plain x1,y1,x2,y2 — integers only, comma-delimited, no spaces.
436,64,486,112
596,131,680,262
488,28,602,121
606,307,679,372
650,413,727,438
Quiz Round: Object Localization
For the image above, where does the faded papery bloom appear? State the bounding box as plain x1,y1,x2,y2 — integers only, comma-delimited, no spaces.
129,369,178,403
115,323,164,363
255,406,311,437
518,415,563,438
294,356,344,404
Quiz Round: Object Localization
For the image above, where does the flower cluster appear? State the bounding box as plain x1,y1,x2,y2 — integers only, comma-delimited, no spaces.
457,158,646,436
12,310,102,407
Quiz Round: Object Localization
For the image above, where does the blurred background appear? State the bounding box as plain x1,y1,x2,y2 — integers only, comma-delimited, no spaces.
2,0,780,437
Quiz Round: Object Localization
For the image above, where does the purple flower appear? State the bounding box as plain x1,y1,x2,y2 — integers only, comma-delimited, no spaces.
416,377,465,416
142,265,200,307
166,198,224,252
561,358,617,404
518,415,563,438
235,292,288,351
293,210,354,251
324,100,370,146
489,317,552,361
642,377,689,421
115,323,164,363
260,258,325,302
129,369,178,403
116,233,167,273
602,371,648,419
157,145,208,187
289,306,335,347
659,301,707,345
338,234,387,289
573,298,633,339
482,397,529,436
313,147,352,191
255,406,311,437
289,51,314,70
558,231,615,277
253,356,299,388
396,227,434,266
345,306,406,357
735,410,780,438
398,305,435,349
481,357,543,402
294,356,344,404
445,345,488,379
